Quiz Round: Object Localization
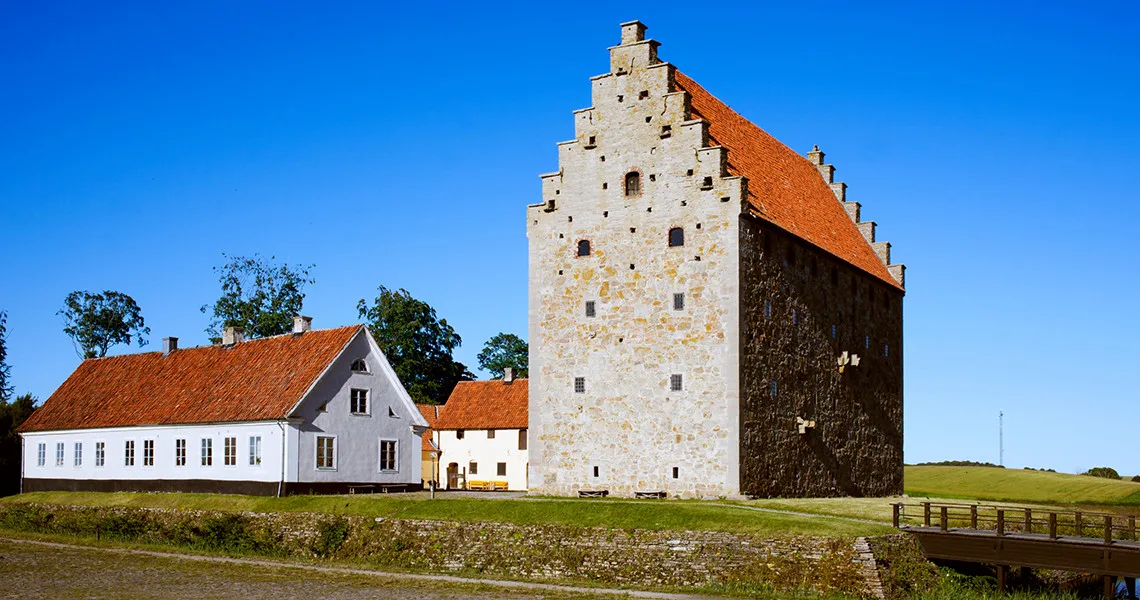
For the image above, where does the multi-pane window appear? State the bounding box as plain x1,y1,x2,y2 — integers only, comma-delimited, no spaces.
497,462,507,477
487,429,495,439
316,436,335,470
124,441,135,466
585,301,596,317
224,437,237,466
574,377,586,394
884,344,890,358
764,301,771,318
831,324,837,338
625,171,641,196
37,443,45,467
249,436,262,466
668,227,684,247
670,374,683,392
469,461,478,475
201,438,213,466
770,380,778,398
518,429,527,451
175,439,187,466
793,309,798,326
379,439,397,471
95,442,105,467
865,335,870,349
350,358,369,373
673,293,685,311
143,440,154,466
73,442,82,467
350,389,369,415
56,442,65,466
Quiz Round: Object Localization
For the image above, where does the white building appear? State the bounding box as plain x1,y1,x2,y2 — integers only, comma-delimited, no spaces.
19,318,428,495
433,373,528,491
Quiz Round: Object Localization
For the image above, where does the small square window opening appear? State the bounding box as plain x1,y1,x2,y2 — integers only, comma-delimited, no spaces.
670,374,683,392
673,293,684,311
574,377,586,394
585,300,596,317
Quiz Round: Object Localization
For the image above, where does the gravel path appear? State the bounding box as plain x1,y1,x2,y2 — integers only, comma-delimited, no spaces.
0,537,717,600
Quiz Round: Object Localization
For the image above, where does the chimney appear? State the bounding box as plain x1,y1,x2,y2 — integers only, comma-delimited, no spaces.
162,337,178,356
293,315,313,334
222,326,244,346
503,368,514,383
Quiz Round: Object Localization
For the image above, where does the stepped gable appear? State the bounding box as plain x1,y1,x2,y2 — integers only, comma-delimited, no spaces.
19,325,362,432
433,379,528,430
674,71,902,290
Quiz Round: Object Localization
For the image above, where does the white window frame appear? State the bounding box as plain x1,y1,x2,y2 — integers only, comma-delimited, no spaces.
175,439,186,467
350,388,369,415
378,439,398,472
143,439,155,467
55,442,65,466
37,443,45,467
224,437,237,466
249,436,262,466
350,358,370,373
73,442,82,467
201,438,213,466
95,441,105,467
315,435,337,471
123,440,135,467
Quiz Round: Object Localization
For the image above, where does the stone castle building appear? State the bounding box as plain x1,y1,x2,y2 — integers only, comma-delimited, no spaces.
527,22,905,498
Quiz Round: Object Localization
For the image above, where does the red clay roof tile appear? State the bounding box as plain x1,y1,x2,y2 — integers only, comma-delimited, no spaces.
674,71,902,290
433,380,528,430
19,325,362,432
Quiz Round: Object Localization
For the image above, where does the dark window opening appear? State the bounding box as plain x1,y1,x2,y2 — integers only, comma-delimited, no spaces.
630,263,635,270
593,466,599,477
793,309,798,325
673,293,684,311
721,196,730,203
770,380,778,397
644,116,651,123
831,324,837,338
670,374,683,392
518,429,527,450
686,169,694,176
865,335,870,349
672,467,679,479
764,300,771,318
587,135,596,147
660,125,671,138
639,90,649,99
695,223,701,229
497,462,507,476
649,173,656,181
668,227,684,247
585,301,596,317
574,377,586,393
625,171,641,196
456,429,465,439
469,461,477,475
602,182,608,189
700,176,713,190
577,240,591,257
630,227,636,233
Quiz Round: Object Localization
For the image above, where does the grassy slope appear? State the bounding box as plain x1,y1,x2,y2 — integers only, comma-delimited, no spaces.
0,491,893,537
905,466,1140,506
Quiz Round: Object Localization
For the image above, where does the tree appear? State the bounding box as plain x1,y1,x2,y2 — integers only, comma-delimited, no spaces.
477,332,529,379
0,311,11,402
0,393,36,496
357,286,473,405
1084,467,1122,480
201,254,315,341
59,291,151,359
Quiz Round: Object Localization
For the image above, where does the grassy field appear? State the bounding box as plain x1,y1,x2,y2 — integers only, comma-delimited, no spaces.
1,491,894,537
904,466,1140,506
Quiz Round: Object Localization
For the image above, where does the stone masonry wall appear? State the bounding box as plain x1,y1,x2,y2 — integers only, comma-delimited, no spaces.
0,502,877,596
527,24,743,498
738,217,904,497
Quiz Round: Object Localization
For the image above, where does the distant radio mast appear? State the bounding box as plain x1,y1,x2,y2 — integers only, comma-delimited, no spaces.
999,411,1004,467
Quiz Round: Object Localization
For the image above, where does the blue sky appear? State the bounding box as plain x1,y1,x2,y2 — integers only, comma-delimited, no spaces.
1,1,1137,475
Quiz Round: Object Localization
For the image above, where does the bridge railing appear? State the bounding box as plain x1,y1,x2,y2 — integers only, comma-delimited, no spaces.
892,502,1140,544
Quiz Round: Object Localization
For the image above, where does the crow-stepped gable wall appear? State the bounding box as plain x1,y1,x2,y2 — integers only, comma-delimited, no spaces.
528,21,904,499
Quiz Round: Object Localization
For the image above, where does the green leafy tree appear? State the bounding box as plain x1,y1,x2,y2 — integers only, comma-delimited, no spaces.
1084,467,1121,480
477,332,528,379
201,254,315,341
0,311,11,402
59,291,151,359
357,286,473,405
0,393,36,496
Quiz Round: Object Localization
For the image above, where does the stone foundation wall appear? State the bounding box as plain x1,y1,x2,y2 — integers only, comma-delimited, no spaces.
0,502,877,596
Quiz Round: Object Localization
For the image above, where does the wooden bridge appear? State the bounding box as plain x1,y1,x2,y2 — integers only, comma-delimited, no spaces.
893,502,1140,598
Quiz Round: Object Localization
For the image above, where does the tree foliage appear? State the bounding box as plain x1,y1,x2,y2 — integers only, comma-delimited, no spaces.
357,286,473,405
0,311,11,402
477,332,528,379
1084,467,1121,480
58,291,151,359
0,393,37,497
201,254,315,341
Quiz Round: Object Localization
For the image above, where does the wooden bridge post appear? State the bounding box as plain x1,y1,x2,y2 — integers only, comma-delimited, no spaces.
1076,511,1083,537
1129,516,1136,541
892,503,900,528
1024,508,1032,534
997,509,1005,537
1104,516,1113,545
1103,575,1114,600
923,502,931,527
940,506,948,532
1049,513,1058,540
970,505,978,529
997,564,1008,593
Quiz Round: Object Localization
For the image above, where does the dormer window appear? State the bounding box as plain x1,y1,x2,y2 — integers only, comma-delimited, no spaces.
351,358,369,373
577,240,591,257
668,227,684,247
624,171,641,196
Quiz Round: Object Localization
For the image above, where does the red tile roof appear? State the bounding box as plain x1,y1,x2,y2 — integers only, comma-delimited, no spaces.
433,379,528,430
19,325,363,432
674,71,902,290
416,403,441,452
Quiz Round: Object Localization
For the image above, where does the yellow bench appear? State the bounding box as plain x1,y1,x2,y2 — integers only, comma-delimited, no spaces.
466,480,509,491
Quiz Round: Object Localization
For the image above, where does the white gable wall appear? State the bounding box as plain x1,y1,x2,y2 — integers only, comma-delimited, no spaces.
436,428,528,491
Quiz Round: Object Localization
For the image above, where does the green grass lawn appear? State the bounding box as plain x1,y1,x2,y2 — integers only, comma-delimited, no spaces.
904,466,1140,506
1,491,893,538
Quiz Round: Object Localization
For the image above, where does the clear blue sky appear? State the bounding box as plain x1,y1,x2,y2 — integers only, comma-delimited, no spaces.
2,2,1137,475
